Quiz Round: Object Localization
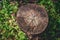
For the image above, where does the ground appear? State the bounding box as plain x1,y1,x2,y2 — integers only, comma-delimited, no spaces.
0,0,60,40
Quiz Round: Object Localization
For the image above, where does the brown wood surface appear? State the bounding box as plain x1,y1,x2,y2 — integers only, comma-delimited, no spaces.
16,4,48,40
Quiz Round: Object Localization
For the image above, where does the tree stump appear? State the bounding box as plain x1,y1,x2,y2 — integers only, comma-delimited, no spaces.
16,4,48,40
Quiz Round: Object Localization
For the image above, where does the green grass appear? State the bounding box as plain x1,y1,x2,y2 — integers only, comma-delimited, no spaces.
0,0,60,40
0,0,27,40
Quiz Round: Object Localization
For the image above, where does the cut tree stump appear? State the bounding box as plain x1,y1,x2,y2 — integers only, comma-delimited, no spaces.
16,4,48,40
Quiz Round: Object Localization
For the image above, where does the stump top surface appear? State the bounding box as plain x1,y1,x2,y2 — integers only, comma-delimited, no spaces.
16,4,48,35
